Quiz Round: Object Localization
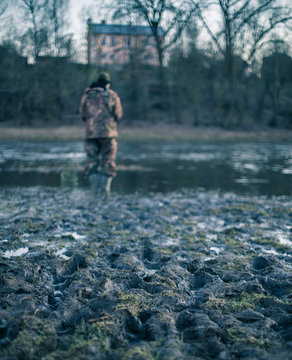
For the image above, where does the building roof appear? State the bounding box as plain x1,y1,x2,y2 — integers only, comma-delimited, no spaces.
90,23,164,37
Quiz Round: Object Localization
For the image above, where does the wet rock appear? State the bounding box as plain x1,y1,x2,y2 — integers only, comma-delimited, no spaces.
53,276,72,292
0,319,19,348
143,259,162,270
142,240,156,262
5,317,57,358
182,326,224,357
272,313,292,327
221,270,253,283
201,264,219,275
232,345,268,360
224,287,241,298
107,246,128,262
144,282,168,295
125,312,144,340
140,312,176,344
160,255,172,263
196,338,225,358
206,337,226,358
0,277,34,296
126,273,144,289
260,277,292,296
190,270,215,290
186,259,201,274
238,280,266,294
93,274,118,294
259,297,292,312
77,287,93,299
236,309,265,323
108,252,120,262
208,312,242,330
252,256,274,270
176,311,197,331
59,308,83,333
138,309,157,324
57,335,74,351
176,311,220,334
89,296,116,315
280,326,292,341
66,254,87,275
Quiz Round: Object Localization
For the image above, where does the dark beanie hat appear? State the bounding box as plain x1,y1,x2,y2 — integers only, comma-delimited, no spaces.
97,72,111,83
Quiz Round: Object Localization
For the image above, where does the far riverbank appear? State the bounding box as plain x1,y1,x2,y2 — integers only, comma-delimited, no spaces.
0,123,291,142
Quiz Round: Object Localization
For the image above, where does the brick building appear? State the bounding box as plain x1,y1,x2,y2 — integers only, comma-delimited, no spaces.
87,20,164,66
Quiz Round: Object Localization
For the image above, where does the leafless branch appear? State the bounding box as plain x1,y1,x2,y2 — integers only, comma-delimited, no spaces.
195,2,225,54
248,16,292,61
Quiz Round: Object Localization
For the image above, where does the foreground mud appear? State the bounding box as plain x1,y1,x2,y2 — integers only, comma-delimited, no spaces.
0,187,292,360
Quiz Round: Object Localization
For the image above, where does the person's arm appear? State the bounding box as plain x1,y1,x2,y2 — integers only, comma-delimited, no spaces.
79,92,87,122
113,94,123,122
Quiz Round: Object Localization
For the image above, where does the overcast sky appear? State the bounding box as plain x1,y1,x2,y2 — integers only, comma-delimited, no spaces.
69,0,94,42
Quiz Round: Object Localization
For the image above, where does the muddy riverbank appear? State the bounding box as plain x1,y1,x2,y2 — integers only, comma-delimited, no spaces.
0,187,292,359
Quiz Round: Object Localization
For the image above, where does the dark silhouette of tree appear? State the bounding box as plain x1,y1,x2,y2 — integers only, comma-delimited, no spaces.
0,0,8,18
193,0,292,78
48,0,72,56
192,0,292,120
262,51,292,126
18,0,49,61
111,0,196,91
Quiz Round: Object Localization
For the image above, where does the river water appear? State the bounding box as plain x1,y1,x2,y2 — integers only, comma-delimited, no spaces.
0,141,291,196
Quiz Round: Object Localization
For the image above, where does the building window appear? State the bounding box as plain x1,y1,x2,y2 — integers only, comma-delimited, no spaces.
124,36,132,48
111,36,116,46
101,35,106,45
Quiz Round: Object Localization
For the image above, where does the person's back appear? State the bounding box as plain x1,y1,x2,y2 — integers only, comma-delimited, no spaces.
79,73,123,193
80,85,122,139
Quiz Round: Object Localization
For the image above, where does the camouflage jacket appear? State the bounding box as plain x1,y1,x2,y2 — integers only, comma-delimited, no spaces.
79,86,123,138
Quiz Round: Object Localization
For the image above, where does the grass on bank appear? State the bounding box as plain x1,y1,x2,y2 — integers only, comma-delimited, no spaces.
0,124,291,142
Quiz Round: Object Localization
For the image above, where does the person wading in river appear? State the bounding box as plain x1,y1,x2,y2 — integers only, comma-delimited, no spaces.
79,72,123,193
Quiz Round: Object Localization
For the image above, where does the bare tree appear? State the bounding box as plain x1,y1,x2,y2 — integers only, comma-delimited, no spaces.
189,0,292,124
16,0,72,59
48,0,71,56
17,0,49,61
193,0,292,82
0,0,9,36
0,0,8,18
111,0,196,88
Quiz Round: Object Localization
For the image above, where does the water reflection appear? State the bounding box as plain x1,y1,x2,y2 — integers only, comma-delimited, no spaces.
0,141,291,196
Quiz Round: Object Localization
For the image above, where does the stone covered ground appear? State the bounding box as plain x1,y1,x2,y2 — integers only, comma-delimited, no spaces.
0,187,292,360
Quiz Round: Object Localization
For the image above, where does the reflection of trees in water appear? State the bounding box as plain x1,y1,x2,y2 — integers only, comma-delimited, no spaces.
0,142,291,195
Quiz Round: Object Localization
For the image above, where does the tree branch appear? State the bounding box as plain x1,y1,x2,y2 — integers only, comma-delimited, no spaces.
248,16,292,61
195,2,225,54
234,0,274,36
